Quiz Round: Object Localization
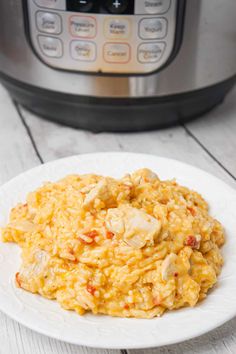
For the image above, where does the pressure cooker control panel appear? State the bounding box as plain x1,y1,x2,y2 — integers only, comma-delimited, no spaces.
27,0,179,74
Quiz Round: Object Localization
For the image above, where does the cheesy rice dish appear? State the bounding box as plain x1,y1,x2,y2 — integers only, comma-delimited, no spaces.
1,169,225,318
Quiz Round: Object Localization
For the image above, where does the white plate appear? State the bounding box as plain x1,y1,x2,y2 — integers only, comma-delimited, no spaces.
0,152,236,349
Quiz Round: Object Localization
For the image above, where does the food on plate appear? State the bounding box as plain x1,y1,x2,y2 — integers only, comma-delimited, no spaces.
1,169,225,318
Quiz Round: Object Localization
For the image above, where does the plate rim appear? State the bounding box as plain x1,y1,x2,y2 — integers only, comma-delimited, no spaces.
0,152,236,349
1,151,235,194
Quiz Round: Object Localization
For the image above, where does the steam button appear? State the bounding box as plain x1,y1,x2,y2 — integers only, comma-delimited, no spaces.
135,0,171,15
145,0,171,14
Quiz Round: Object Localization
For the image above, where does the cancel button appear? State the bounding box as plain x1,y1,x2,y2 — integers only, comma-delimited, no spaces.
104,43,130,63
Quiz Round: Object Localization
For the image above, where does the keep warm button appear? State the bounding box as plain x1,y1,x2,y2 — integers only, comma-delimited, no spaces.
104,18,130,39
104,43,130,64
138,42,166,63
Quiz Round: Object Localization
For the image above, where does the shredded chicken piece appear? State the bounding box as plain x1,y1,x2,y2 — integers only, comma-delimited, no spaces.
106,205,161,249
161,253,177,281
20,250,49,280
131,168,159,184
83,180,109,207
8,221,38,232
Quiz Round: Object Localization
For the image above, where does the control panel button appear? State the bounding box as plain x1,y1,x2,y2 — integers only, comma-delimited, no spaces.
70,40,96,61
139,18,167,40
36,12,62,34
34,0,66,10
135,0,171,15
28,0,177,74
38,36,63,57
66,0,95,12
104,0,130,14
104,18,130,39
138,42,166,63
104,43,130,63
69,16,96,38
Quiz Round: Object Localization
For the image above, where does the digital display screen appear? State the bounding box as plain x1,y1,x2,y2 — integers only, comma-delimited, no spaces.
66,0,135,14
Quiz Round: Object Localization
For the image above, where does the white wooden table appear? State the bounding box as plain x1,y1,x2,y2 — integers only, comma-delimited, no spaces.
0,83,236,354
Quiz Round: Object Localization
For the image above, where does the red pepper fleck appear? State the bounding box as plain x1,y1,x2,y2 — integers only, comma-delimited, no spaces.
124,304,129,310
84,230,98,239
15,272,22,288
185,235,199,249
106,231,114,239
86,284,96,296
160,199,168,205
79,230,98,245
78,236,94,245
90,210,97,217
153,296,161,306
187,207,196,216
174,272,179,277
71,259,79,264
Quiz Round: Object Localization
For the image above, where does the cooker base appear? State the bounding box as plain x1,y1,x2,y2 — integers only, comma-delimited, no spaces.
0,73,235,132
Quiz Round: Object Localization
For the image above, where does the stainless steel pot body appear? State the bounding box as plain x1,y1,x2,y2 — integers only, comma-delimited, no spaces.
0,0,236,98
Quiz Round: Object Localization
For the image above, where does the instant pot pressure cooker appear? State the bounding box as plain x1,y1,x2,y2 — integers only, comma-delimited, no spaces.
0,0,236,131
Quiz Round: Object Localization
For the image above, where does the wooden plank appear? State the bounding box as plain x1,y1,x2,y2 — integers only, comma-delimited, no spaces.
0,314,119,354
186,86,236,181
128,318,236,354
0,86,40,185
0,85,119,354
19,106,235,188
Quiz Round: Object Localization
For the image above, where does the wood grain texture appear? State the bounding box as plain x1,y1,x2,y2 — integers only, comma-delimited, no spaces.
128,317,236,354
0,86,39,185
18,105,235,188
0,314,119,354
0,82,236,354
186,86,236,181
